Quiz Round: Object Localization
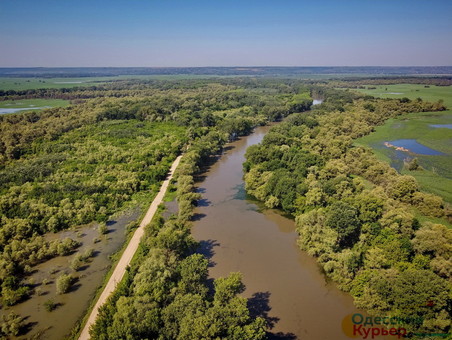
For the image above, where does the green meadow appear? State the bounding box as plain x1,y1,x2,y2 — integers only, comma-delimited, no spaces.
355,84,452,203
357,83,452,106
0,98,69,108
0,77,117,90
0,75,229,91
0,98,70,115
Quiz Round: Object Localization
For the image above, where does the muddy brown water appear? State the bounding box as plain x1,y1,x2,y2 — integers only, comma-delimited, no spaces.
0,209,141,340
192,125,362,339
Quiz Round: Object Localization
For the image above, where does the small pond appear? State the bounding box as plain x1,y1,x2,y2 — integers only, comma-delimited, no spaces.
430,124,452,129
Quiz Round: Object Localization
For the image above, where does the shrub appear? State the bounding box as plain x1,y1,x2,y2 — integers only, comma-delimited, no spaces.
56,274,73,294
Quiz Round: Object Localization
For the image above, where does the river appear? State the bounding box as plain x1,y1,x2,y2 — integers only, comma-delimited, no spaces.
192,125,361,339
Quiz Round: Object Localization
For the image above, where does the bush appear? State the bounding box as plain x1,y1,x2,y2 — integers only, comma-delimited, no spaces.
1,286,30,306
98,223,108,235
44,299,57,312
407,157,420,171
1,312,23,336
70,253,83,271
56,274,73,294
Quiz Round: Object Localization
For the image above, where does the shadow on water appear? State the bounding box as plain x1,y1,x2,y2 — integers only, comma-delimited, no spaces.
196,187,207,194
232,183,247,200
267,332,298,340
247,292,279,330
77,264,90,272
247,292,298,339
194,173,208,183
192,196,211,221
68,277,81,294
106,220,118,235
191,213,207,221
223,145,236,152
21,317,38,337
196,198,211,207
197,239,220,268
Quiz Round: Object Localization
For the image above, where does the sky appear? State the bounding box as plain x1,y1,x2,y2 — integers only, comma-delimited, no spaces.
1,0,452,67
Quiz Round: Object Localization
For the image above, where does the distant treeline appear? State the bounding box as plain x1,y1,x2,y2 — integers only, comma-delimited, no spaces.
1,66,452,78
332,76,452,87
0,78,307,101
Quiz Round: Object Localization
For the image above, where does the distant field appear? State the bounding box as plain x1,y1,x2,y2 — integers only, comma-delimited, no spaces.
0,98,70,114
357,84,452,107
354,84,452,203
0,75,238,91
0,77,116,90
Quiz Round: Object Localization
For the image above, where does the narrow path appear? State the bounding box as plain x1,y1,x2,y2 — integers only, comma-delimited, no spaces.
78,155,183,340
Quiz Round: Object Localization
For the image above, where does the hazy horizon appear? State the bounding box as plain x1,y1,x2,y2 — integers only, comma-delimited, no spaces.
1,0,452,67
1,65,452,68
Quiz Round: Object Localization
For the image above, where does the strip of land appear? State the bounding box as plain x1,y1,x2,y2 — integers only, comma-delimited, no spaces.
78,155,183,340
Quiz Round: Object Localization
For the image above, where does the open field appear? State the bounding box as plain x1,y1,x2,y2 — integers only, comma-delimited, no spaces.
0,77,117,90
354,84,452,203
0,98,70,114
0,75,244,91
357,83,452,106
0,98,70,108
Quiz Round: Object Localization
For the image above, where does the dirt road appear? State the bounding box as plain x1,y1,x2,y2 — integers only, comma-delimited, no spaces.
78,155,182,340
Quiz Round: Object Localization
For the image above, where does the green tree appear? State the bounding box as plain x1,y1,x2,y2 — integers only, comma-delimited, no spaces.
325,201,361,248
213,272,245,306
56,273,73,294
407,157,420,171
389,175,419,202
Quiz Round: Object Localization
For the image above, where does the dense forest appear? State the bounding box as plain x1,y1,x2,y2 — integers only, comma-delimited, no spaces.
0,78,312,338
244,87,451,336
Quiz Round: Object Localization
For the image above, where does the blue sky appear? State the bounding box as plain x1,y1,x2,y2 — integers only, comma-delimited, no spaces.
1,0,451,67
